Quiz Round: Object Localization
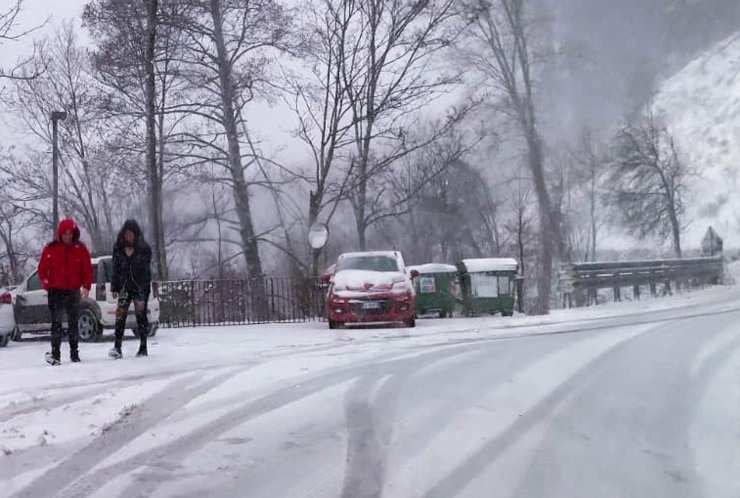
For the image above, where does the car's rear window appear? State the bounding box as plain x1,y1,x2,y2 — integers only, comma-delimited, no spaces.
337,256,399,272
26,259,113,290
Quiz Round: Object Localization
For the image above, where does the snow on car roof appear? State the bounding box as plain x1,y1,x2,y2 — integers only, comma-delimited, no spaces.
407,263,458,274
460,258,518,273
338,251,400,259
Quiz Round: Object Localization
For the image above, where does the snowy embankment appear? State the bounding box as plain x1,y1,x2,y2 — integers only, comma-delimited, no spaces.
654,31,740,245
1,272,738,495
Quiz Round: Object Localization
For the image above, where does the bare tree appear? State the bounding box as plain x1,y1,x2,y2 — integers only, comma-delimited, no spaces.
405,158,499,262
0,0,45,84
83,0,189,277
503,173,536,308
0,164,37,284
167,0,293,312
575,128,605,261
144,0,162,275
460,0,560,314
9,24,119,251
285,0,361,276
607,110,692,258
329,0,464,250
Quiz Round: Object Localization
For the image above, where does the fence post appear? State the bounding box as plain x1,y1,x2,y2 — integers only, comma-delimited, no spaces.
190,280,195,327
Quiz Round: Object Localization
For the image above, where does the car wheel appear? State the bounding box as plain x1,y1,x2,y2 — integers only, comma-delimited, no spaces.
0,333,9,348
329,320,343,330
78,307,101,342
11,327,22,342
439,310,447,318
404,317,416,328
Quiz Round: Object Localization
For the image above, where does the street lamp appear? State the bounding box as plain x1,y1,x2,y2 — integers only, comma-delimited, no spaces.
51,110,67,229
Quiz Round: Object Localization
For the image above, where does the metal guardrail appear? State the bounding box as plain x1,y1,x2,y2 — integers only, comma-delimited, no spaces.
559,256,724,307
158,277,326,328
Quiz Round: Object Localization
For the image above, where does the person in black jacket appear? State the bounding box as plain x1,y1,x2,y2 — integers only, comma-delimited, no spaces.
109,219,152,359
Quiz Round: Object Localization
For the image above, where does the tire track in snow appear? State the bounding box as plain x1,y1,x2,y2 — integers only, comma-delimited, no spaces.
508,310,740,498
11,367,248,498
60,343,506,498
338,347,507,498
420,311,740,498
340,375,387,498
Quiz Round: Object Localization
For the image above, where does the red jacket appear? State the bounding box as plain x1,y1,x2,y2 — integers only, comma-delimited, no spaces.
38,219,93,291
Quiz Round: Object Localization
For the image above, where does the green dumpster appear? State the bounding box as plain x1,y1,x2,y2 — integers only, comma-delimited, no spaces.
408,264,459,318
457,258,519,316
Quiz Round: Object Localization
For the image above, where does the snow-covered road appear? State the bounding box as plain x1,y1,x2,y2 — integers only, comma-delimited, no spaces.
2,282,740,498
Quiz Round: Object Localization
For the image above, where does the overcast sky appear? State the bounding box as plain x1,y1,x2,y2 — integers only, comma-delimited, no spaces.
2,0,86,59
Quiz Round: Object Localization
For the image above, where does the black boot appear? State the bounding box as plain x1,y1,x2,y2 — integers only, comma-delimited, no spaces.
135,314,149,357
109,331,123,359
46,339,61,365
70,342,80,363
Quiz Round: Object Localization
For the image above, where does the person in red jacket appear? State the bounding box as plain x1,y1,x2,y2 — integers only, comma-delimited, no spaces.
38,218,93,365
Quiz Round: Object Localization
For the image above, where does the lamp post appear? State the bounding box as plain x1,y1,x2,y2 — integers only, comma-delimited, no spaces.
51,111,67,229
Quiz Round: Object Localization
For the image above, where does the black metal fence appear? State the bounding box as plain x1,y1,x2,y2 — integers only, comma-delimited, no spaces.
158,277,326,327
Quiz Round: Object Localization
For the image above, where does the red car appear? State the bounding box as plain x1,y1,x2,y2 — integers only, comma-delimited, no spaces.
325,251,418,329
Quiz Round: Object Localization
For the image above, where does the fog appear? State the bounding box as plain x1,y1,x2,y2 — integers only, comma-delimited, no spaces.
539,0,740,139
1,0,739,290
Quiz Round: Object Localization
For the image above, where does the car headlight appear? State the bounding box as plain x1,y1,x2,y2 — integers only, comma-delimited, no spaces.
392,280,409,291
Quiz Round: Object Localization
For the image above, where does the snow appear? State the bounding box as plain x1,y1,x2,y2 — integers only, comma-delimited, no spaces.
460,258,518,273
1,279,738,496
0,378,175,453
407,264,458,274
689,319,740,498
654,32,740,246
386,322,654,497
332,269,407,294
337,251,401,261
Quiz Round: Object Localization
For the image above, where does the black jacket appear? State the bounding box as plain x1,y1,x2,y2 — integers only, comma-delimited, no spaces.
111,242,152,294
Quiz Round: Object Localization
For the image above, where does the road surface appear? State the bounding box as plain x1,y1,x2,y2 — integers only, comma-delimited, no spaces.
1,285,740,497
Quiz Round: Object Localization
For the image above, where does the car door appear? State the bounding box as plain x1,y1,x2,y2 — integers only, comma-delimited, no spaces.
14,271,51,331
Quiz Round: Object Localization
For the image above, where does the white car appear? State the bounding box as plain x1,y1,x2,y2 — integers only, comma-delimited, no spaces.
0,287,15,347
11,256,160,342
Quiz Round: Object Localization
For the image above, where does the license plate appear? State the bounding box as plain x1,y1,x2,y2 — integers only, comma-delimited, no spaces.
363,301,381,310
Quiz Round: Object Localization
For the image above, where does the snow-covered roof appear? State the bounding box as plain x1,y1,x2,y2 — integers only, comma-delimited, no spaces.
338,251,400,260
460,258,518,273
407,263,458,274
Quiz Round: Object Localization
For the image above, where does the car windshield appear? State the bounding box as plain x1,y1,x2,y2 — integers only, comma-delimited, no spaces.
337,255,399,272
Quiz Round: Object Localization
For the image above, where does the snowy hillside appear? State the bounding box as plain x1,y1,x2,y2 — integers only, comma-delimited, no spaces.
654,32,740,247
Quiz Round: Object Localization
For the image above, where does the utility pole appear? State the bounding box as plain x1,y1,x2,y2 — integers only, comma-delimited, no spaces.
51,110,68,229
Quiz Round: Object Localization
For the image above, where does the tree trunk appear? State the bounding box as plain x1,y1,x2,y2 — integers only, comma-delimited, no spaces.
525,130,559,315
155,75,169,279
354,156,368,251
209,0,266,316
308,192,323,278
669,206,682,258
144,0,167,279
